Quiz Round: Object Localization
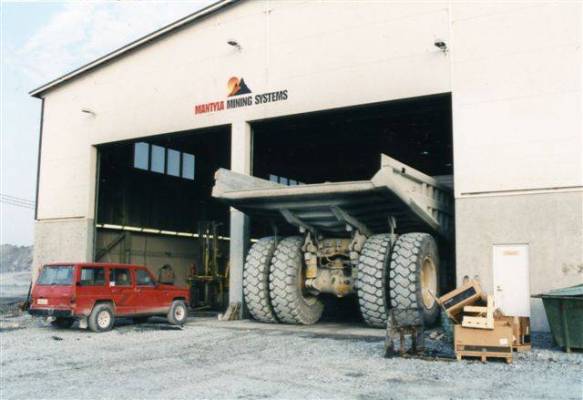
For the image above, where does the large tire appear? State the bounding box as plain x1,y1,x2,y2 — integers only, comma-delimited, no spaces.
389,233,440,326
356,234,392,328
243,237,279,323
88,303,115,332
269,236,324,325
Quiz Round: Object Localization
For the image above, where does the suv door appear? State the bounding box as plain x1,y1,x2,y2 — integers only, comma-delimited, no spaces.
109,268,135,315
77,266,107,315
133,268,163,315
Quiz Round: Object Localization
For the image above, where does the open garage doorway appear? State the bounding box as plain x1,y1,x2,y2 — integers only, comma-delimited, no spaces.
94,126,231,311
250,94,454,321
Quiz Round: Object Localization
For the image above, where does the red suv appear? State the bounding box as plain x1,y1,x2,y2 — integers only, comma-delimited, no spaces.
29,263,190,332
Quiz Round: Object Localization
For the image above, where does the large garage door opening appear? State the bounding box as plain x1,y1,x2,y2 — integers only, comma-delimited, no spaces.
95,126,230,311
248,93,454,323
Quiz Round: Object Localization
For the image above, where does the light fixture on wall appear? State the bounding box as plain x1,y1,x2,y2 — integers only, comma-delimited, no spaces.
81,108,96,116
227,39,242,50
434,39,448,53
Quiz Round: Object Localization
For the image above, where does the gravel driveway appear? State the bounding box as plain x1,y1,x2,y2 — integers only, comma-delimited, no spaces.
1,315,582,399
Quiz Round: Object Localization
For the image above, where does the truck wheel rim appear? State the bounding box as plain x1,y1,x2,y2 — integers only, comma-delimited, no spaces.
97,311,111,328
420,257,437,309
175,305,185,321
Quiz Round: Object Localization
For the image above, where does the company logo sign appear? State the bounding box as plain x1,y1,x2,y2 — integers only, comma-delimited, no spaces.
227,77,251,96
194,77,288,115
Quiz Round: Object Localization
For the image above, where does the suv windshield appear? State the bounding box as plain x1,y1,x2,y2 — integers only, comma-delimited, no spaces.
37,265,74,286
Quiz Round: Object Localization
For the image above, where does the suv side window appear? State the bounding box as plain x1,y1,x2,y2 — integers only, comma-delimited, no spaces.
136,269,155,286
79,267,105,286
110,268,132,287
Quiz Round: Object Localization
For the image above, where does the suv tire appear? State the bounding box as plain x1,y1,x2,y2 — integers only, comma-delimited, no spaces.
88,303,115,332
51,317,74,329
167,300,188,326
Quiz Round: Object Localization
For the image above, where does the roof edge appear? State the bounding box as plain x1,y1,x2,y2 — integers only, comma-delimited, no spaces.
29,0,238,98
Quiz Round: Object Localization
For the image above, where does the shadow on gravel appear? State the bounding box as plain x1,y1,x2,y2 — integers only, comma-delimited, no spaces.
113,318,183,334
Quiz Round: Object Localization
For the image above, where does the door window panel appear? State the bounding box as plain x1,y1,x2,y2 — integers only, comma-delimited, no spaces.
136,269,155,286
110,268,132,286
80,267,105,286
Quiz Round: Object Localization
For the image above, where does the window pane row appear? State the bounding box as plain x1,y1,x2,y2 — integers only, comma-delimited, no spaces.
269,174,303,186
133,142,195,180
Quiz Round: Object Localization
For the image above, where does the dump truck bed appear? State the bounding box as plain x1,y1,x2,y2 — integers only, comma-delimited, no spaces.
213,154,453,239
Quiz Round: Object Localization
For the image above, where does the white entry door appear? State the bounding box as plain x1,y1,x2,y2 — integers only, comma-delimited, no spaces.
492,244,530,317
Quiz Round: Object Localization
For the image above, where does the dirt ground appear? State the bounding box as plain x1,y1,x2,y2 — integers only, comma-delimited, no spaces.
1,314,582,400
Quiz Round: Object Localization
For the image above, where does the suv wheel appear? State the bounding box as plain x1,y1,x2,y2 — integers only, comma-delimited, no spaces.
88,303,115,332
167,300,187,326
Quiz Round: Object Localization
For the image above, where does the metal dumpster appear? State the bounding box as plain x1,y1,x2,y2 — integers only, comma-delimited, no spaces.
532,284,583,352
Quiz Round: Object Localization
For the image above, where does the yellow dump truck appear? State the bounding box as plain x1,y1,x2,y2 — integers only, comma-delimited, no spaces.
212,154,453,328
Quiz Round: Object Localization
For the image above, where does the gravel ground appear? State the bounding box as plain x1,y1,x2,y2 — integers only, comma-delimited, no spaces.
1,314,582,400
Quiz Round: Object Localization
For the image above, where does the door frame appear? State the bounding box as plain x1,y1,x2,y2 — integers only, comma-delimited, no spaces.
492,243,531,317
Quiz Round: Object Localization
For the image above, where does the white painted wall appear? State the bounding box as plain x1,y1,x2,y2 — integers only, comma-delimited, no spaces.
451,2,583,196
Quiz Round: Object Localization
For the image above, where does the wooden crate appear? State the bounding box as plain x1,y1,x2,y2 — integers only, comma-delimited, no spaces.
462,295,494,330
438,280,483,322
496,316,531,351
454,320,513,363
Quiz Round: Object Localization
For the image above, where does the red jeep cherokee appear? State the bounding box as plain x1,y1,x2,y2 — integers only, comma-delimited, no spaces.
29,263,190,332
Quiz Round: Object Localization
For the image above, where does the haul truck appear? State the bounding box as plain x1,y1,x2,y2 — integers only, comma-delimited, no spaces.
212,154,453,328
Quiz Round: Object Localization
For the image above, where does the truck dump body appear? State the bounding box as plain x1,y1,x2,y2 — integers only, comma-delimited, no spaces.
213,154,453,240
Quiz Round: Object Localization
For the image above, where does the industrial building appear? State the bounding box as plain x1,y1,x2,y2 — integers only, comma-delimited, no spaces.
30,0,583,331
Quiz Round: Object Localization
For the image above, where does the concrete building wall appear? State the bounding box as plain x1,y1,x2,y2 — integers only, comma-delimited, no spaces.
32,218,94,279
456,191,583,331
450,3,583,330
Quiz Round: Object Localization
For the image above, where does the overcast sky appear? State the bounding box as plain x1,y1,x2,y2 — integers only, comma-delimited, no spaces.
1,0,214,246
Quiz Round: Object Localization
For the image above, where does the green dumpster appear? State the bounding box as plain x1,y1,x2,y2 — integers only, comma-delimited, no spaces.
532,284,583,352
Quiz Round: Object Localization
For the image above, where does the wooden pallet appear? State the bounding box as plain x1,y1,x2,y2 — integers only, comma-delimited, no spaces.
456,348,512,364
